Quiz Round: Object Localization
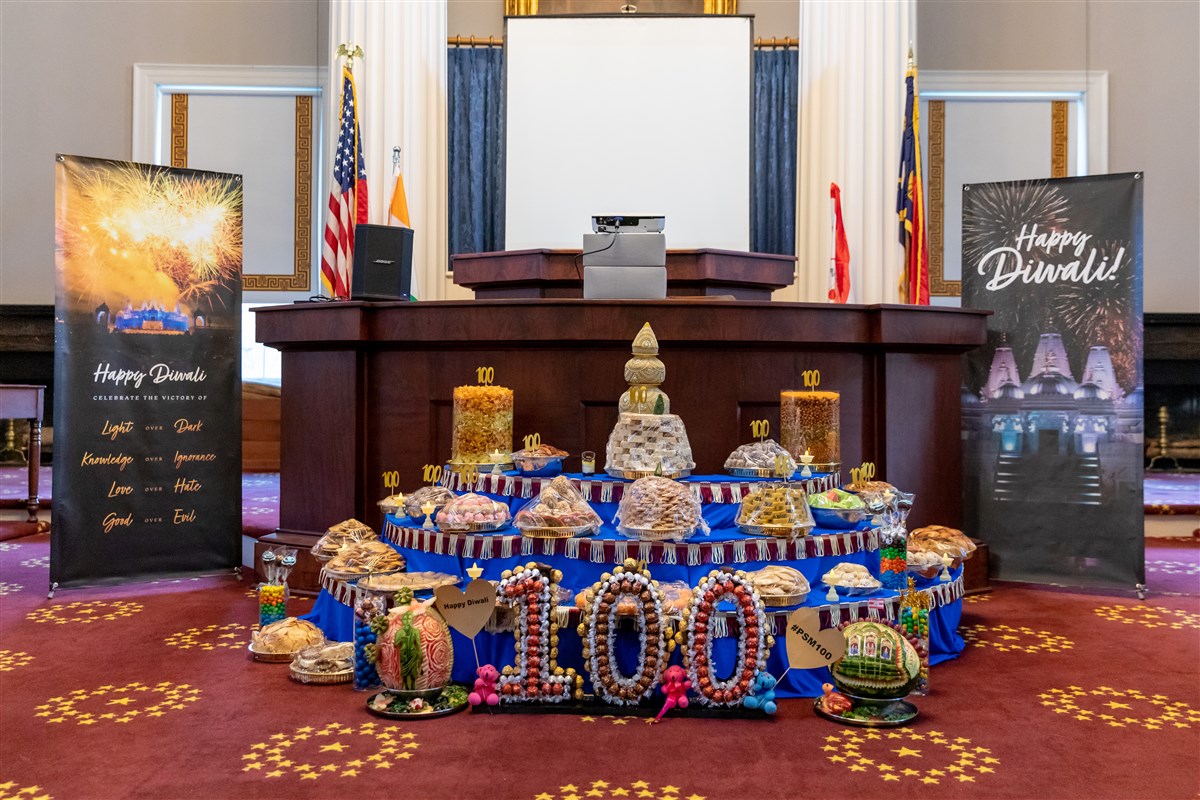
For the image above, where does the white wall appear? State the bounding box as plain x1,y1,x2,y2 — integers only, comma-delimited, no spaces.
919,0,1200,314
0,0,325,306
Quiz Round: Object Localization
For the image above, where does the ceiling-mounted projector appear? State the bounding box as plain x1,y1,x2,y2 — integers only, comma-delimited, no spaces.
591,215,665,234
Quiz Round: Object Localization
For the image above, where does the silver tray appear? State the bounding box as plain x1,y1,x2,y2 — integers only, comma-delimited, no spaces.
606,467,693,480
365,689,469,720
812,696,918,727
720,465,796,479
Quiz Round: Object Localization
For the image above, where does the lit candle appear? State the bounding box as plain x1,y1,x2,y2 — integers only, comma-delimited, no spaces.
421,501,436,530
825,584,839,603
490,449,505,474
466,562,484,580
939,554,952,582
799,448,814,477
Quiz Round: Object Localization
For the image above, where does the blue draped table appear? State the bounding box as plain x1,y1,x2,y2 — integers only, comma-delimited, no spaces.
303,472,965,699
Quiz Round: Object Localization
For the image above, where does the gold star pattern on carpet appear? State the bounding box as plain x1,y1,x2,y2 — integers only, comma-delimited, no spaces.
579,715,655,726
25,600,144,625
960,622,1074,654
34,681,199,726
1038,686,1200,730
163,622,249,651
1093,604,1200,631
532,780,702,800
0,650,34,672
0,582,23,597
0,780,51,800
19,556,49,569
241,721,420,780
0,542,22,552
822,728,999,785
963,594,992,603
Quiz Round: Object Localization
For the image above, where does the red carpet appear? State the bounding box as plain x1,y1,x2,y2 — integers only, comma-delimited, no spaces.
1,532,1198,800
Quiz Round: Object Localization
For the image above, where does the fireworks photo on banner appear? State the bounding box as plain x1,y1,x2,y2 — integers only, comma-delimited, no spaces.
961,178,1142,396
960,173,1144,591
55,155,243,329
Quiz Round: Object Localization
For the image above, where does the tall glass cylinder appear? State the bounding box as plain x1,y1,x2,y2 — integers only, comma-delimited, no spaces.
780,390,841,467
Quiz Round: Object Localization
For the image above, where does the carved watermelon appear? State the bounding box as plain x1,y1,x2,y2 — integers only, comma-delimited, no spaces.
376,605,454,693
831,621,920,698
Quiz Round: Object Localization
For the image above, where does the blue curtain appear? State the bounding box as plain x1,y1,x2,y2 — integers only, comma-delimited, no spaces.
448,46,505,260
752,48,799,256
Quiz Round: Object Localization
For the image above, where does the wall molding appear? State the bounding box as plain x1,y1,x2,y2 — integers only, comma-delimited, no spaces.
921,69,1108,174
132,64,324,296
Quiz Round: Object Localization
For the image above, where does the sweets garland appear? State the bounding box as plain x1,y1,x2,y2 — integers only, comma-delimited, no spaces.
578,559,677,705
684,570,772,707
497,562,582,703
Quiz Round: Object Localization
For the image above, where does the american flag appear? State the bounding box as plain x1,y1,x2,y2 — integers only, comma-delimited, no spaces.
321,66,368,299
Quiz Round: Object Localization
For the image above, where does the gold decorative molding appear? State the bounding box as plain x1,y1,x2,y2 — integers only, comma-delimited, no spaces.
170,94,188,168
927,100,960,298
505,0,538,15
704,0,737,13
242,95,313,292
1051,100,1068,178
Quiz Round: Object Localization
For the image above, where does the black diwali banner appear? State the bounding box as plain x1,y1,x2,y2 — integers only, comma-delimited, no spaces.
961,173,1144,590
51,155,242,588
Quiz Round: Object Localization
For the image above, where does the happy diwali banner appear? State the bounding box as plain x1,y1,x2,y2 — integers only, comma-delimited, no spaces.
52,155,242,587
961,173,1144,591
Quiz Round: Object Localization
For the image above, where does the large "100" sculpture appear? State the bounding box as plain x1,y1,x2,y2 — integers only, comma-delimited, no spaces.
497,559,774,710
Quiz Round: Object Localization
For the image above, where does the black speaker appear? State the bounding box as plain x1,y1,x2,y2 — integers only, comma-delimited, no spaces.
351,224,414,301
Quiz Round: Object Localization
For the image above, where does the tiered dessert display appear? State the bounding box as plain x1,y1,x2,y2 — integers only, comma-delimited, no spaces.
293,322,968,717
605,323,695,479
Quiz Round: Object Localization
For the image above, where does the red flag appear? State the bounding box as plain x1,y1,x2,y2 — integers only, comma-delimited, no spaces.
320,66,368,299
828,182,851,303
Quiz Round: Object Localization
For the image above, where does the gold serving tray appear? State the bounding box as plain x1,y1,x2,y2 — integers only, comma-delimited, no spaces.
617,525,694,541
760,590,809,608
290,666,354,685
736,521,814,539
248,644,299,663
438,520,510,533
518,524,596,540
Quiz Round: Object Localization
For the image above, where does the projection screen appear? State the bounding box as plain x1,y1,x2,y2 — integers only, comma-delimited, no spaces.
504,15,753,251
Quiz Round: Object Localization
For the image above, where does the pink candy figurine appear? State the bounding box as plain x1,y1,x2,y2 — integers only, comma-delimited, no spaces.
652,665,691,723
468,664,500,707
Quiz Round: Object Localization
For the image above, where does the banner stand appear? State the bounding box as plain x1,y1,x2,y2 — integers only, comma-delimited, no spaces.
52,155,243,589
961,173,1144,592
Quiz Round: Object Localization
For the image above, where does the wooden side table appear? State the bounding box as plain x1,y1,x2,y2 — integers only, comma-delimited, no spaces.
0,384,44,522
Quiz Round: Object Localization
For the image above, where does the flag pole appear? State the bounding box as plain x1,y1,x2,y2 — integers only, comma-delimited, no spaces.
828,191,836,303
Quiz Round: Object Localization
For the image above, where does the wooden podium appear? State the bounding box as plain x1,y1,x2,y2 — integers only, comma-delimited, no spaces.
255,297,988,591
451,249,796,301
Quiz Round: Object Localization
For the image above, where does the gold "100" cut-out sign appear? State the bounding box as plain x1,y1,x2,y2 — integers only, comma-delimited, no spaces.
850,462,876,484
802,369,821,389
476,366,495,385
523,433,541,450
750,419,770,441
382,470,401,491
422,464,443,484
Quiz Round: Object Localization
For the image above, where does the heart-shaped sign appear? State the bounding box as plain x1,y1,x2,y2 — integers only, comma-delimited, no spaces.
434,579,496,639
784,607,846,669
